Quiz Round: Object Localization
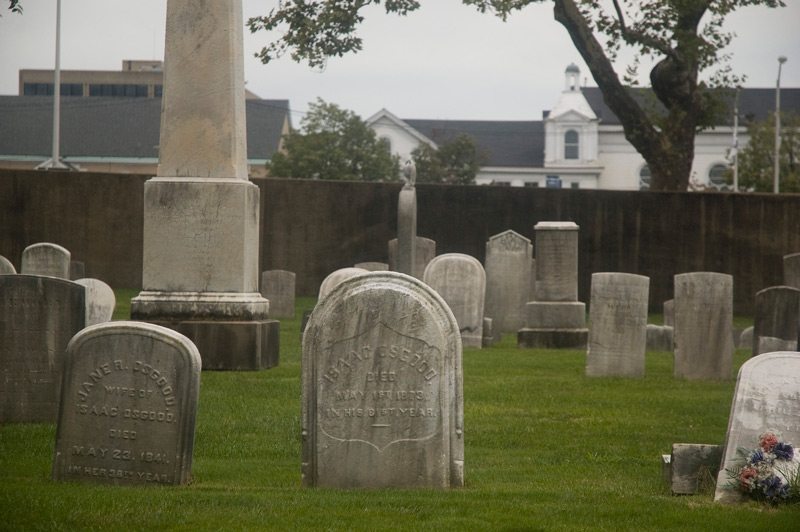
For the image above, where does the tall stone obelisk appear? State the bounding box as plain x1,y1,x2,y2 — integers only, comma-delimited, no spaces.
131,0,277,370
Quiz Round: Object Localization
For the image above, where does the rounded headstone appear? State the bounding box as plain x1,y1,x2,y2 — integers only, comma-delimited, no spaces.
318,267,368,301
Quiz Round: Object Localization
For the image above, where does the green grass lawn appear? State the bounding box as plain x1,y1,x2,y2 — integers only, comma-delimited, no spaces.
0,293,795,531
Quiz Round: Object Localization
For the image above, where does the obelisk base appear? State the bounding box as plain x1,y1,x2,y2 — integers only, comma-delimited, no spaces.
517,328,588,349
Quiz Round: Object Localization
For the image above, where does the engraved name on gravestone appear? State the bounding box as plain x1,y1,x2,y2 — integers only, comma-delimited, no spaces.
586,273,649,378
0,275,85,423
260,270,296,318
714,352,800,503
484,230,533,334
673,272,733,380
423,254,486,349
752,286,800,357
302,272,464,488
21,242,71,279
53,322,201,486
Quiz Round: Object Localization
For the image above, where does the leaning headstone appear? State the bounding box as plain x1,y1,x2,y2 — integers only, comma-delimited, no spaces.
75,278,116,326
663,299,675,328
673,272,733,380
302,272,464,488
21,242,71,279
423,253,486,349
0,255,16,274
783,252,800,290
670,444,723,495
752,286,800,357
518,222,588,349
318,267,368,302
70,260,85,281
355,262,389,272
52,322,201,486
1,275,85,423
388,236,436,280
261,270,296,318
484,230,533,334
714,352,800,503
586,273,649,377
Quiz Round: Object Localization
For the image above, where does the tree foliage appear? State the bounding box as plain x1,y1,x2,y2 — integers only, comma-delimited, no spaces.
412,134,488,185
248,0,786,192
268,98,400,181
733,111,800,193
4,0,22,15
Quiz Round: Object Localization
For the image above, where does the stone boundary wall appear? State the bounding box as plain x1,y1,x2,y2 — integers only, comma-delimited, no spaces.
2,169,799,314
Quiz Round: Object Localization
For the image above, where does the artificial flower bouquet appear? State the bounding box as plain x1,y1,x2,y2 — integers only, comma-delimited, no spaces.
727,431,800,503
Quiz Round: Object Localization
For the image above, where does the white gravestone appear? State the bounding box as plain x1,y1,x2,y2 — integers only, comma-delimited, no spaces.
318,268,368,302
484,230,533,334
752,286,800,357
261,270,296,318
302,272,464,488
714,352,800,503
53,322,201,486
21,242,71,279
423,254,486,349
75,278,116,326
0,255,16,274
673,272,734,380
586,273,649,378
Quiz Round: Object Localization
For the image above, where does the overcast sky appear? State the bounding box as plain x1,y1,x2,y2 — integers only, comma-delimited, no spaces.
1,1,798,124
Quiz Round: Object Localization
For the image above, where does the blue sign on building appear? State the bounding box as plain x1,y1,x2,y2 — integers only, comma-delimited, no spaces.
546,175,562,189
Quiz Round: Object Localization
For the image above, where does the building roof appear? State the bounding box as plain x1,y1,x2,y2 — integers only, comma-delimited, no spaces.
0,95,291,161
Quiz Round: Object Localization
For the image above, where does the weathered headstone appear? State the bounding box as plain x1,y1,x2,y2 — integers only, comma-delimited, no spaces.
1,275,85,423
484,230,533,334
318,267,368,302
670,444,723,495
354,262,389,272
423,253,486,349
261,270,296,318
783,252,800,290
70,260,85,281
129,0,277,370
388,236,436,280
75,278,116,326
714,352,800,503
586,273,649,377
663,299,675,328
673,272,733,380
752,286,800,357
646,324,673,351
0,255,16,274
302,272,464,488
518,222,588,349
21,242,71,279
52,322,201,486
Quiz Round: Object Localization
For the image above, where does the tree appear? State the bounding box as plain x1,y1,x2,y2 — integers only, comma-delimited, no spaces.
4,0,21,15
733,111,800,192
412,134,488,185
268,98,400,181
247,0,785,191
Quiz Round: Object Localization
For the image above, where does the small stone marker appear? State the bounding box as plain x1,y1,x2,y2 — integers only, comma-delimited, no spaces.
302,272,464,488
0,255,16,274
318,267,368,302
354,262,389,272
663,299,674,328
21,242,71,279
484,230,533,334
1,275,85,423
75,278,116,326
646,324,673,351
714,352,800,503
586,273,649,377
388,236,436,279
53,322,201,486
784,252,800,289
673,272,733,380
670,443,723,495
423,253,486,349
752,286,800,357
261,270,296,318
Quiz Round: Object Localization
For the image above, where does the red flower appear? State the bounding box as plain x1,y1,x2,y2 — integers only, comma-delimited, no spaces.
738,467,758,490
760,433,779,452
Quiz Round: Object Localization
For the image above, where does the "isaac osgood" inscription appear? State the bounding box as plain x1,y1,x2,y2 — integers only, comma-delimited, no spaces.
323,344,438,383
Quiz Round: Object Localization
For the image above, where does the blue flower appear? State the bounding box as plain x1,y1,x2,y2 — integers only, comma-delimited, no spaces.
773,442,794,461
759,476,789,500
749,450,766,464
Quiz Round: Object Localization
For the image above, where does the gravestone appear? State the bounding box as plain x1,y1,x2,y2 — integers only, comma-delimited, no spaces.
586,273,649,377
21,242,71,279
302,272,464,488
129,0,277,370
663,299,675,328
784,252,800,289
484,230,533,334
714,352,800,503
752,286,800,357
70,260,85,281
261,270,296,318
646,324,673,351
423,254,486,349
673,272,733,380
1,275,85,423
0,255,16,274
670,444,723,495
739,326,754,350
52,322,201,486
75,278,116,326
518,222,588,349
388,236,436,280
354,262,389,272
318,267,368,302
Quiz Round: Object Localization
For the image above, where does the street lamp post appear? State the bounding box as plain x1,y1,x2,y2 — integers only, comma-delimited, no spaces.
774,56,787,193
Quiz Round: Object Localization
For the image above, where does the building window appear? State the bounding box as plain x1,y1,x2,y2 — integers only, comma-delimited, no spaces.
524,182,540,188
60,83,83,96
89,83,148,97
639,165,651,191
708,164,728,189
154,85,163,97
24,83,54,96
564,130,579,160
